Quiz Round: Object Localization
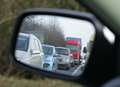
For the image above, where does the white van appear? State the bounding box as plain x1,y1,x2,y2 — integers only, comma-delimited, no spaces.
15,33,44,68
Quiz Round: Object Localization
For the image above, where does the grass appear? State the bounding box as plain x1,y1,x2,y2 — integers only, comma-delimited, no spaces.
0,75,82,87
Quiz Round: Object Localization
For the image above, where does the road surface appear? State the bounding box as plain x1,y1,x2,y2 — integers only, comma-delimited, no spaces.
53,64,83,76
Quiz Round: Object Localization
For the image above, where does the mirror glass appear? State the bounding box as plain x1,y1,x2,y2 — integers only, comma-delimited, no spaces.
15,15,95,76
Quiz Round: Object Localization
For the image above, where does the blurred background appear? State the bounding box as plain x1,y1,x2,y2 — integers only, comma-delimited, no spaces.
0,0,87,87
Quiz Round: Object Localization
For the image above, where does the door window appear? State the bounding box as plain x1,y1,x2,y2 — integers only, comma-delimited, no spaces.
33,39,40,51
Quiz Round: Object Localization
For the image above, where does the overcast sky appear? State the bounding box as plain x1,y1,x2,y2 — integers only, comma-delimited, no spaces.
31,15,95,47
57,17,95,46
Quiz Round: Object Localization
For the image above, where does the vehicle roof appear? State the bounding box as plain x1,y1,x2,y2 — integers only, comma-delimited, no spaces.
19,33,37,39
42,44,55,48
19,33,30,37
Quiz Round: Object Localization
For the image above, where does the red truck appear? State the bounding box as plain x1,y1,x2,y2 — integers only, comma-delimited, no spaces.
66,37,81,65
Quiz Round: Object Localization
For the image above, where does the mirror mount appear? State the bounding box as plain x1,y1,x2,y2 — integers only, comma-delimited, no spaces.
30,49,33,55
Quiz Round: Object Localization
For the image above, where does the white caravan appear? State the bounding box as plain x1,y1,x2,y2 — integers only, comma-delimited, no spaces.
15,33,44,68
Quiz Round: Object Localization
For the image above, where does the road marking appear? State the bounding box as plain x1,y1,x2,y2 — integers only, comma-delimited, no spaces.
72,65,82,75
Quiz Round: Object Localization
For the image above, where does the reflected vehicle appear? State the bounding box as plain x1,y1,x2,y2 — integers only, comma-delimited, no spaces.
66,37,81,65
42,44,57,71
15,33,44,68
55,47,74,70
11,5,119,86
14,14,96,76
80,46,87,65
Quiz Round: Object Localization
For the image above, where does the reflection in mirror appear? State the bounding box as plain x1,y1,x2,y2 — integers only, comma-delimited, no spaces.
83,47,87,53
15,15,95,76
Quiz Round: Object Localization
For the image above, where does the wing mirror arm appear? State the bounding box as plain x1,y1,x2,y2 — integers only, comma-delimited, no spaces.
30,49,33,55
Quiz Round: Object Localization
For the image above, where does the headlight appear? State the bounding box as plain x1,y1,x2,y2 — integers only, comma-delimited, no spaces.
43,63,50,68
63,57,70,63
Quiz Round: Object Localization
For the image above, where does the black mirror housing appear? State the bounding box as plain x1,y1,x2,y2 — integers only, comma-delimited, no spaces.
11,8,114,86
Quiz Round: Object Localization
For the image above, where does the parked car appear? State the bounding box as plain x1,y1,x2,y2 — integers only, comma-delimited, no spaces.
15,33,44,68
55,47,74,70
42,44,57,71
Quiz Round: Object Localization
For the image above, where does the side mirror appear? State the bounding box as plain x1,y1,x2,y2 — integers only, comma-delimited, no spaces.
30,49,33,55
30,49,40,55
70,54,73,57
53,54,58,57
12,8,99,81
83,47,87,53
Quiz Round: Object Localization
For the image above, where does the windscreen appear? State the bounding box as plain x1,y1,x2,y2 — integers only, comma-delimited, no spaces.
66,45,79,51
42,45,53,55
56,48,69,55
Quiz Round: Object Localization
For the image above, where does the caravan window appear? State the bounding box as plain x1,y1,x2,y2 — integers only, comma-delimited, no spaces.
16,35,29,51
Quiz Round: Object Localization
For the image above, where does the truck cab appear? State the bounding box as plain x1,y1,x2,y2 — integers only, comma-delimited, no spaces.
66,38,81,65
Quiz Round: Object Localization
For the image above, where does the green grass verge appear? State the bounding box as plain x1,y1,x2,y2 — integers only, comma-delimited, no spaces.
0,75,82,87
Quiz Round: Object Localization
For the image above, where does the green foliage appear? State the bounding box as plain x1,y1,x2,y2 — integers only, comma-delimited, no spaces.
0,20,13,73
0,0,86,20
